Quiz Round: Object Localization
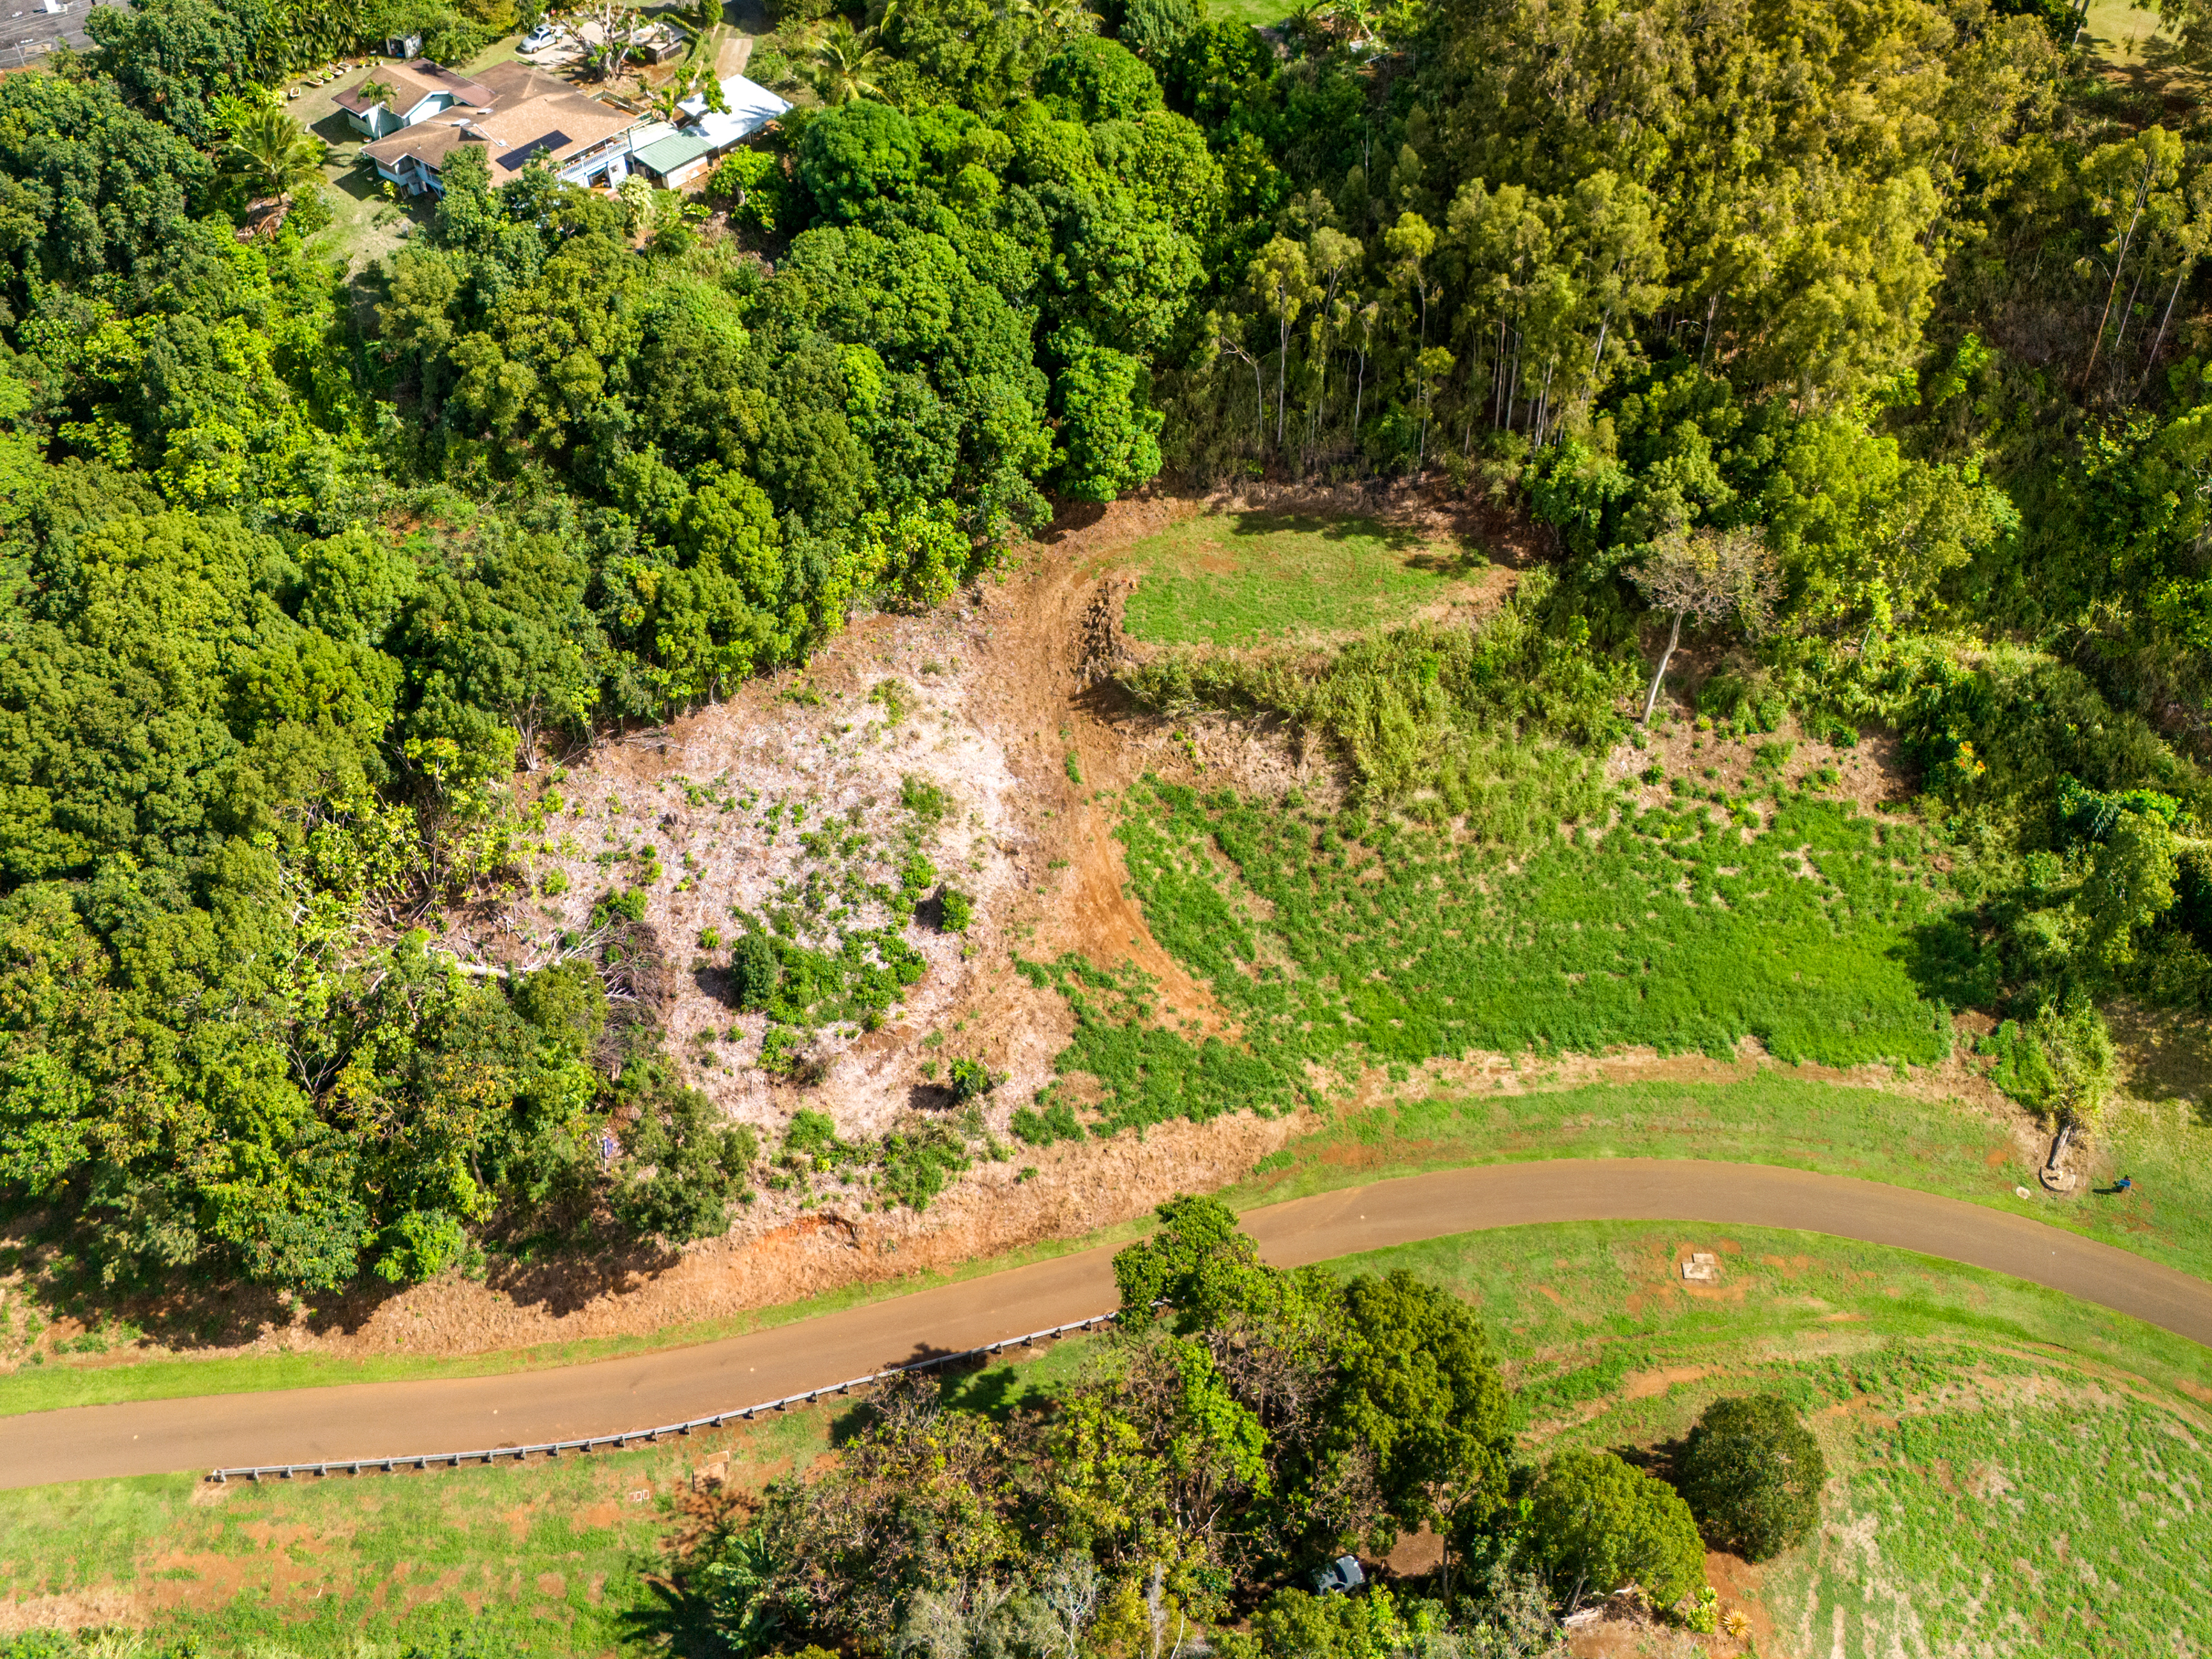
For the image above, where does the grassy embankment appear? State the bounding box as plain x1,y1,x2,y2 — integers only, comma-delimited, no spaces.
3,1223,2203,1656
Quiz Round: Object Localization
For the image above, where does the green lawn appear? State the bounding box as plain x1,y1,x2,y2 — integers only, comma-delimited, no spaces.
2082,0,2167,63
1335,1222,2212,1658
1116,511,1486,647
1201,0,1299,29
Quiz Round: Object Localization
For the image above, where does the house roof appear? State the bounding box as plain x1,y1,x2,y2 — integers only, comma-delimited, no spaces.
333,58,493,117
361,70,639,179
679,72,790,149
631,132,715,176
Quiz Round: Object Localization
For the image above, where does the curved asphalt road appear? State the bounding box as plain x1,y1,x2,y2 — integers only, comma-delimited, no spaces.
4,1158,2208,1489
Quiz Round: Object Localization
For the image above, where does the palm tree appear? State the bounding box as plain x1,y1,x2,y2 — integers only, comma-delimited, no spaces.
224,106,328,207
805,22,887,105
1322,0,1375,46
355,76,396,107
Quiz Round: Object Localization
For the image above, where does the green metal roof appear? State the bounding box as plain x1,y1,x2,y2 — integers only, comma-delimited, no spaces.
630,132,715,177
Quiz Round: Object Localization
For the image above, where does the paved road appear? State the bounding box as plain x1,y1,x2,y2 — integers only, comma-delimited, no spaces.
0,0,95,61
4,1159,2208,1489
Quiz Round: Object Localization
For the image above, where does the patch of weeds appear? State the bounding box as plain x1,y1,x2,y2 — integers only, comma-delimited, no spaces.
1064,751,1083,785
901,775,950,822
757,1024,812,1080
870,678,911,726
938,887,974,932
781,1109,863,1180
1027,774,1962,1133
732,927,927,1029
593,888,649,927
1749,739,1796,785
878,1121,971,1210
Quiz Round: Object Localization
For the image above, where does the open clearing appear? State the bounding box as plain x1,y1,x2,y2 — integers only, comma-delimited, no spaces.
1367,1222,2212,1659
6,491,2211,1393
1117,510,1495,646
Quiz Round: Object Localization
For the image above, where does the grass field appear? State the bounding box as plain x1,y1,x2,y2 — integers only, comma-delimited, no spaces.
1117,513,1485,647
1026,776,1964,1137
5,1224,2204,1655
1333,1223,2212,1659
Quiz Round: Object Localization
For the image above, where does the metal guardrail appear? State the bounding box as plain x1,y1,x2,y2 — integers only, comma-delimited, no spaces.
206,1309,1123,1483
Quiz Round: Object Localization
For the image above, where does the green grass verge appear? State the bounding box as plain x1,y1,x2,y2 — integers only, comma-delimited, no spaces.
1221,1073,2212,1291
0,1403,833,1655
1117,512,1483,647
0,1197,1161,1420
1338,1220,2212,1658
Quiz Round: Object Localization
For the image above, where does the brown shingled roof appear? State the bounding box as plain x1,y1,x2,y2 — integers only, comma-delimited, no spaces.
333,58,495,118
359,76,639,179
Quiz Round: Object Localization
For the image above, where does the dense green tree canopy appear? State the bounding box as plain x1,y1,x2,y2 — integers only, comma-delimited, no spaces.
1677,1393,1827,1561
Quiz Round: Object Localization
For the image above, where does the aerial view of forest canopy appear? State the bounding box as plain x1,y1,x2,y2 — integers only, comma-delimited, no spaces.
1,0,2211,1647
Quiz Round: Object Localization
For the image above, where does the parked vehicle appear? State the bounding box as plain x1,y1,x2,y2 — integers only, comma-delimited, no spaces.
520,23,559,51
1310,1556,1365,1596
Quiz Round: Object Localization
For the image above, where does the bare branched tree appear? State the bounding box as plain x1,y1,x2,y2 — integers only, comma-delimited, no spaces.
1630,527,1778,723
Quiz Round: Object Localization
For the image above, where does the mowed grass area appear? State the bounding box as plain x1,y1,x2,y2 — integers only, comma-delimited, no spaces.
1202,0,1298,28
1334,1222,2212,1658
2083,0,2168,63
1117,512,1486,646
0,1340,1100,1655
8,1227,2204,1655
0,1408,824,1653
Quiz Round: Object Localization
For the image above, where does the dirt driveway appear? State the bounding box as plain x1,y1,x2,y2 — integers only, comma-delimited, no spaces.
4,1159,2206,1489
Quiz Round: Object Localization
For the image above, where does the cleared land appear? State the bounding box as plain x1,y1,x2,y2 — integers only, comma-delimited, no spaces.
1119,511,1489,646
6,495,2209,1439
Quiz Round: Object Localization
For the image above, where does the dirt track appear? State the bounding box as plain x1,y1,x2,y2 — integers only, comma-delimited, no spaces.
3,1159,2206,1489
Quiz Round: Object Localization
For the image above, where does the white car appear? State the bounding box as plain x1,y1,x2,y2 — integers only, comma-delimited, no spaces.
520,22,559,51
